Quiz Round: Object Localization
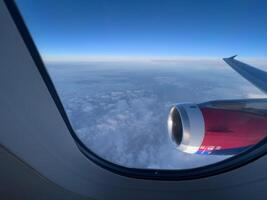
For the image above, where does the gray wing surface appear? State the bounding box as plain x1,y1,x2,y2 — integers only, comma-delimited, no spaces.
223,55,267,94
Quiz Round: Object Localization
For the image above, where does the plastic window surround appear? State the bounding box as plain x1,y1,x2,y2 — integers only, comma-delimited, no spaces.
5,0,267,180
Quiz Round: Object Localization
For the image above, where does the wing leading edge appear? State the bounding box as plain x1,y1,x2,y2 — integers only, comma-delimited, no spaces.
223,56,267,94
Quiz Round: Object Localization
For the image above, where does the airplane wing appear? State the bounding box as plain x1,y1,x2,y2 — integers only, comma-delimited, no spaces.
223,56,267,94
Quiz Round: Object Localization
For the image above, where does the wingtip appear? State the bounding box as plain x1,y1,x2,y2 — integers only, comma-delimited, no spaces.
223,55,237,60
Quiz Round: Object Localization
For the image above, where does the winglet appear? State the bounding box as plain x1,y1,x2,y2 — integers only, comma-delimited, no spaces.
224,55,237,60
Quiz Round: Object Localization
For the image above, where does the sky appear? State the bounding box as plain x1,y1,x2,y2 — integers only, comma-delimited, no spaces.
14,0,267,169
16,0,267,60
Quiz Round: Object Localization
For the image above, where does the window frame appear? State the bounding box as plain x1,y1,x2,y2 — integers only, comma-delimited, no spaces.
5,0,267,180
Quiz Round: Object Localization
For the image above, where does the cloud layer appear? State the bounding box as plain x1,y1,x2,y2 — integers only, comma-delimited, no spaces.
47,60,266,169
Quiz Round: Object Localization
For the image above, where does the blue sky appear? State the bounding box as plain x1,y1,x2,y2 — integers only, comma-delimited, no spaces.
16,0,267,59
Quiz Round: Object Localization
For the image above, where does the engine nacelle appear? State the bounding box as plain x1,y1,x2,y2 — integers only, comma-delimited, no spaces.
167,99,267,155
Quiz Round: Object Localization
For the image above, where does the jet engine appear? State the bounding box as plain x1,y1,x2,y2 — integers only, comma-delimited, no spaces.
167,99,267,155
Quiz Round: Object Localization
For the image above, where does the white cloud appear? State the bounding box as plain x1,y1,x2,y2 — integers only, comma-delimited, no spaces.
47,61,264,169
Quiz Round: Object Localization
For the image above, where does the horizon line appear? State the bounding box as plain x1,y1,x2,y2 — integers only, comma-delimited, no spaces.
42,55,267,63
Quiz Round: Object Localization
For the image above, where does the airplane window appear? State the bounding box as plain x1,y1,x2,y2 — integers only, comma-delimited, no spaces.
14,0,267,172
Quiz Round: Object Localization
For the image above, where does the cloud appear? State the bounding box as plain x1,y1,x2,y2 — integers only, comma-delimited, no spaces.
47,61,264,169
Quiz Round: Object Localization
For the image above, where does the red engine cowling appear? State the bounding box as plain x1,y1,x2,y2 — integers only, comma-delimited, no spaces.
167,99,267,155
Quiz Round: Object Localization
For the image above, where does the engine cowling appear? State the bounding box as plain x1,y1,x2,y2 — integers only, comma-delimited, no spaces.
167,99,267,155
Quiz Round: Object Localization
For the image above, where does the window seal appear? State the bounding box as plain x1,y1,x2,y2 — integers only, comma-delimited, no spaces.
5,0,267,180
